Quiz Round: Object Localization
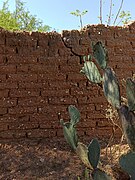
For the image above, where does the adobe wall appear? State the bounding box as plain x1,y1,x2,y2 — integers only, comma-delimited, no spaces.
0,23,134,140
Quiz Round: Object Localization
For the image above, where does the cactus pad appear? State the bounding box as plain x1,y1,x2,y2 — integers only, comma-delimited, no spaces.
119,105,135,151
126,78,135,111
92,169,112,180
119,151,135,180
88,138,100,169
103,67,121,109
76,142,92,169
80,61,102,83
93,41,108,69
60,120,78,150
68,105,80,126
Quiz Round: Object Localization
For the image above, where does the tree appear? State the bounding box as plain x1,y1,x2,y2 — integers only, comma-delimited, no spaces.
0,0,19,31
14,0,51,32
0,0,51,32
99,0,131,26
70,10,88,29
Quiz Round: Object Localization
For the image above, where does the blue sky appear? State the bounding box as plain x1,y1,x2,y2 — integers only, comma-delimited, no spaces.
0,0,134,32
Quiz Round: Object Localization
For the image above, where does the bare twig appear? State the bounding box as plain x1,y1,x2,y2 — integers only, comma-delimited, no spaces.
107,0,113,25
113,0,124,25
100,0,103,24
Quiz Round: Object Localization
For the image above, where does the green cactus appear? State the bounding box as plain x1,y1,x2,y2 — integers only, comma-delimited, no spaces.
92,41,108,70
92,169,112,180
126,78,135,111
76,142,92,169
88,138,100,169
103,67,121,109
87,139,111,179
60,105,80,150
60,120,78,150
68,105,80,126
119,105,135,151
80,61,102,83
119,151,135,180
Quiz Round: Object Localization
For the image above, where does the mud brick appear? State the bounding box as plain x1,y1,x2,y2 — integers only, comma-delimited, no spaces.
0,115,29,122
71,87,95,97
38,105,67,114
0,130,14,139
30,112,58,122
8,122,39,130
0,98,17,107
41,89,70,97
48,81,73,89
0,33,5,45
6,37,20,46
67,72,85,82
60,64,81,72
29,64,58,73
38,73,66,81
40,121,60,129
17,64,29,72
0,90,9,97
77,118,96,128
48,96,77,105
0,55,6,64
6,55,38,64
5,46,17,54
0,65,16,74
95,118,111,127
93,127,113,138
0,108,7,115
67,56,80,65
10,89,40,97
87,96,108,104
0,130,27,139
18,97,48,106
0,82,18,89
0,74,8,82
8,106,37,115
78,104,95,112
0,123,8,131
7,74,38,82
27,129,56,138
0,45,5,53
87,113,106,119
18,82,48,89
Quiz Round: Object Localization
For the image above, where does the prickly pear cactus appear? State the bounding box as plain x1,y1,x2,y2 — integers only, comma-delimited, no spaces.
126,78,135,111
119,105,135,151
60,120,78,150
68,105,80,126
103,67,121,109
92,41,108,70
88,138,100,169
80,61,102,83
92,169,112,180
119,151,135,180
76,142,92,169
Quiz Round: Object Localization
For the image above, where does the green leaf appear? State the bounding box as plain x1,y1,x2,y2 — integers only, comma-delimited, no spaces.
88,138,100,169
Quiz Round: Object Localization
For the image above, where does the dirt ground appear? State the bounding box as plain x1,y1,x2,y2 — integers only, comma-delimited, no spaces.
0,137,131,180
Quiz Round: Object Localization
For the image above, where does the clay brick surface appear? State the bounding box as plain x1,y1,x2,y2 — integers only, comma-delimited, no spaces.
0,24,134,140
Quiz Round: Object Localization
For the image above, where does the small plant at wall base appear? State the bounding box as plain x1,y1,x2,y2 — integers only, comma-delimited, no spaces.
60,41,135,179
